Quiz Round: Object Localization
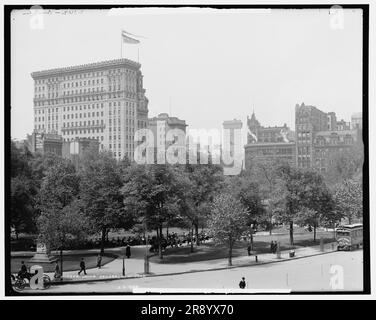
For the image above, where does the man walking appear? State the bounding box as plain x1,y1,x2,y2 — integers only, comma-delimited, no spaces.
78,258,87,275
125,244,131,259
97,254,102,269
239,277,246,289
54,261,61,279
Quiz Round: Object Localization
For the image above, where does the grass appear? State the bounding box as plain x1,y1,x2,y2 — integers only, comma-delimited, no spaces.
11,253,117,274
149,229,335,264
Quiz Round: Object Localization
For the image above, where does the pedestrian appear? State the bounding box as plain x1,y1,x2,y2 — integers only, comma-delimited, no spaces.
239,277,246,289
54,261,61,279
18,261,30,280
125,244,131,259
270,240,274,253
78,258,87,275
97,254,102,269
247,245,252,256
273,241,277,254
273,241,278,254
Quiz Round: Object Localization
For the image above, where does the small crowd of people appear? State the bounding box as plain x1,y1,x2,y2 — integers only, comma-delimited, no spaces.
148,232,211,253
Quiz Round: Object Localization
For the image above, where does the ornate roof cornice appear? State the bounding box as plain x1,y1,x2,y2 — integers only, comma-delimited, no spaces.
31,58,141,79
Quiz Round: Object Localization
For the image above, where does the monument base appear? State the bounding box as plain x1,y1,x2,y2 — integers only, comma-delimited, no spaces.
29,253,58,264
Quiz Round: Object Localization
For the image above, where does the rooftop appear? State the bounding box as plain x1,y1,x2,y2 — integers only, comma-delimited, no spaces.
31,58,141,79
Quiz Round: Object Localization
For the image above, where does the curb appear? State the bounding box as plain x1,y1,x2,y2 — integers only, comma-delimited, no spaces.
48,249,338,286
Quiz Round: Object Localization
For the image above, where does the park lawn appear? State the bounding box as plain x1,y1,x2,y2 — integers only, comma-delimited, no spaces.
149,229,335,264
11,253,117,274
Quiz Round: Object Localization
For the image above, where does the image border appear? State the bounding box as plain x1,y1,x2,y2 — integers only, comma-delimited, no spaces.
3,3,370,296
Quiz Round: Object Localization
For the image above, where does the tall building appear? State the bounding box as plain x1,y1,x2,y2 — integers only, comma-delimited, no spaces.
295,103,361,173
148,113,187,163
222,119,243,172
31,58,149,160
244,112,296,169
295,103,329,169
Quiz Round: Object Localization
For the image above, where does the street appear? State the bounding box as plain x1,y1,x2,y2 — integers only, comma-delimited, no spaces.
42,250,363,293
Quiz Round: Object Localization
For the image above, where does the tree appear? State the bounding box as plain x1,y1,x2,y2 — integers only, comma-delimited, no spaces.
183,163,224,247
272,164,304,247
295,171,335,242
246,158,288,234
37,159,87,276
38,199,89,276
11,176,38,238
79,150,128,255
10,142,39,237
326,141,364,185
333,179,363,224
224,173,265,250
122,164,178,259
208,193,249,266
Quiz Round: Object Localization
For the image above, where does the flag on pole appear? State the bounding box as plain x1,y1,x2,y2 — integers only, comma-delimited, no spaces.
122,30,140,44
122,30,147,39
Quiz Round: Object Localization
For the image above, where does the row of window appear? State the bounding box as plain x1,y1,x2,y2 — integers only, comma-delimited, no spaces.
35,116,58,121
35,124,58,130
63,120,104,127
63,112,103,120
64,130,104,138
63,78,104,88
36,93,119,104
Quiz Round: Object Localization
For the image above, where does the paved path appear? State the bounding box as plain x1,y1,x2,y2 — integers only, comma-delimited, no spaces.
45,250,363,293
44,242,339,283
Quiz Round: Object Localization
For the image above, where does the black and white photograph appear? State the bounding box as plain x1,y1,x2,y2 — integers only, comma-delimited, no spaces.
3,2,374,303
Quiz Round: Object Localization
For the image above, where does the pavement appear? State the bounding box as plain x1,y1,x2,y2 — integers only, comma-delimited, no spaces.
44,250,363,293
39,241,340,285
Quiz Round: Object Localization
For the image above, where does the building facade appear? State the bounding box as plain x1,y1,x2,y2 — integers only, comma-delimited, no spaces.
295,103,362,173
222,119,243,157
29,131,63,156
244,112,296,169
31,58,149,161
148,113,187,163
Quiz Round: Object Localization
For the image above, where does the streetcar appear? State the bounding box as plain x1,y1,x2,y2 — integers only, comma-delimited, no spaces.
335,223,363,251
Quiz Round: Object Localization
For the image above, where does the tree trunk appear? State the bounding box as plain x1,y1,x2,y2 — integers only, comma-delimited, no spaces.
269,219,273,235
190,227,194,253
100,227,106,255
195,223,200,246
228,238,233,266
60,247,63,278
156,227,159,253
313,225,317,243
158,225,163,259
289,222,294,247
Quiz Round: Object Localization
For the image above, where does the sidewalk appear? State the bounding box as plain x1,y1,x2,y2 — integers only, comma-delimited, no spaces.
46,242,338,285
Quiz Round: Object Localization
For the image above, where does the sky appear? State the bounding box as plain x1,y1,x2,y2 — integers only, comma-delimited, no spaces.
10,7,363,140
